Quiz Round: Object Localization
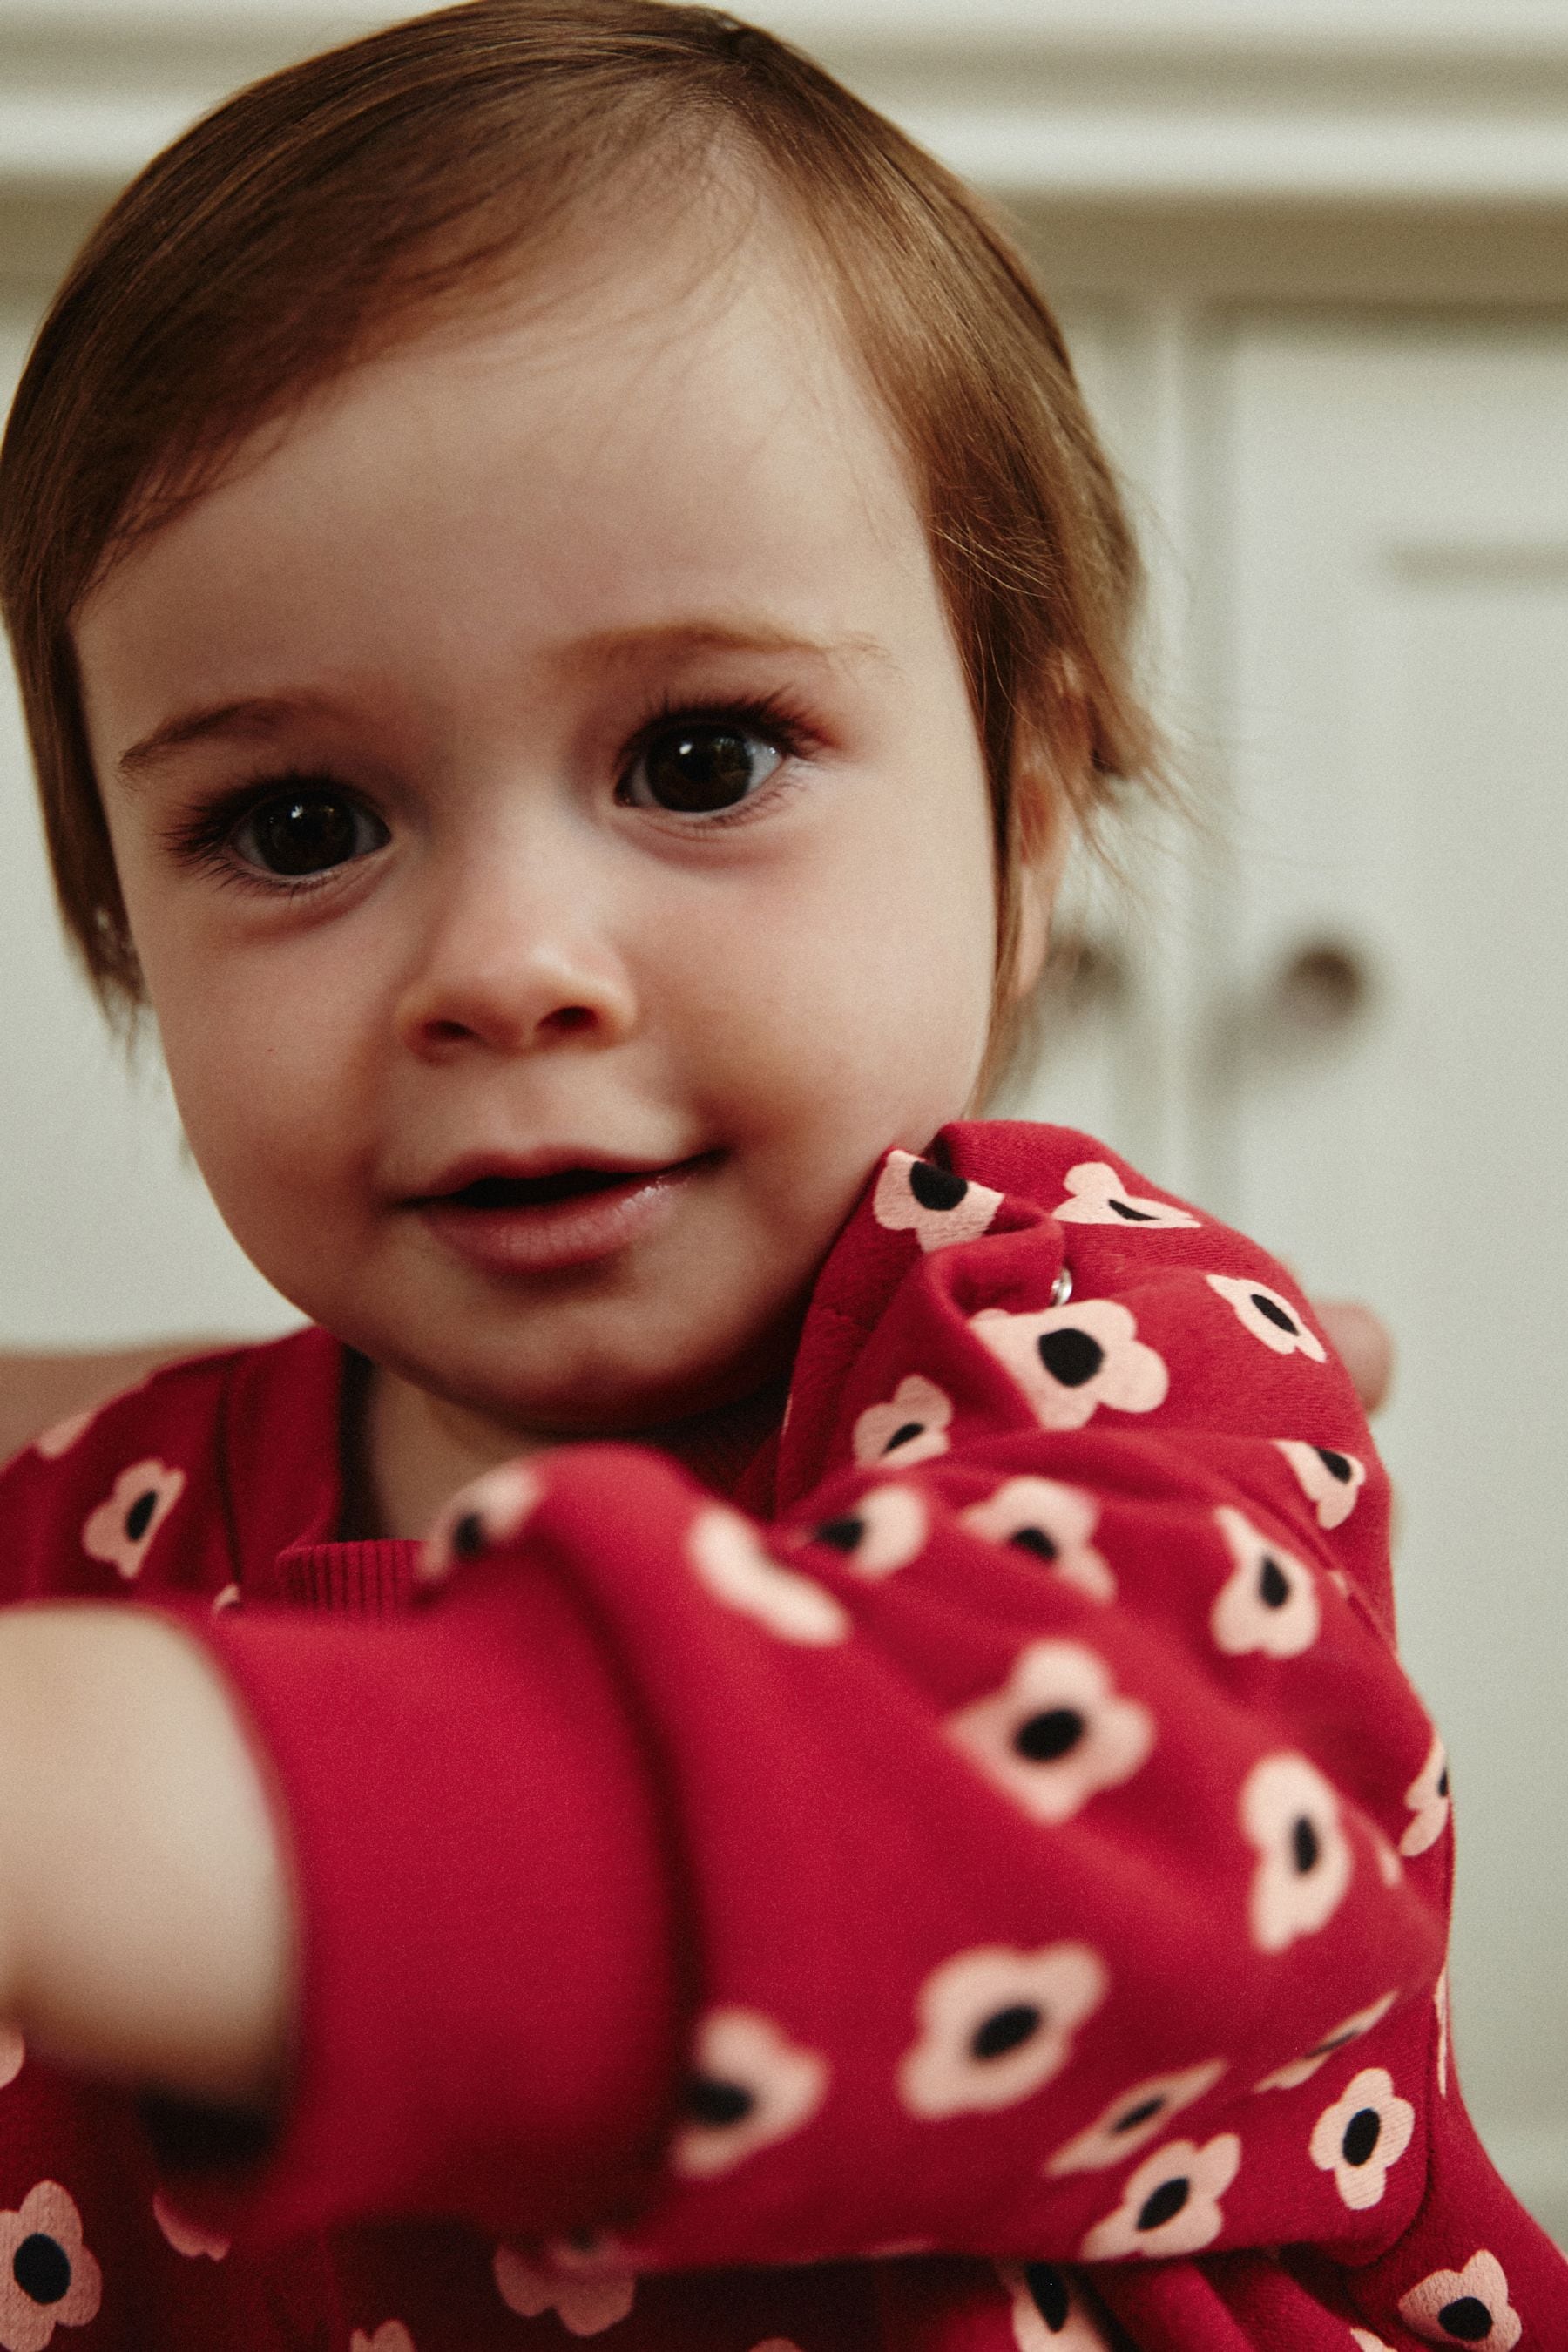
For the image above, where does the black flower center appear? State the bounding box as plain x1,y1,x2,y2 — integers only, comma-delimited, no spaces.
1015,1708,1085,1763
13,2234,71,2306
883,1422,926,1454
1037,1329,1105,1388
1109,1199,1158,1222
1342,2108,1382,2166
1292,1815,1321,1873
1135,2177,1190,2232
814,1516,864,1552
1112,2094,1166,2133
1023,2263,1071,2329
1010,1527,1059,1560
1438,1768,1450,1798
684,2075,754,2128
909,1160,969,1213
970,2004,1042,2061
124,1490,159,1543
1316,1448,1354,1483
1258,1556,1292,1608
452,1511,487,1560
1251,1292,1299,1335
1436,2298,1496,2343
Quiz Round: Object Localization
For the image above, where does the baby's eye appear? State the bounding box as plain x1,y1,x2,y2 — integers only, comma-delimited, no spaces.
620,718,787,815
230,787,389,878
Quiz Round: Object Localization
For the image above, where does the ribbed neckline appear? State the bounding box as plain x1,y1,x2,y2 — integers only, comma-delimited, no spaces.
231,1333,788,1615
273,1537,417,1616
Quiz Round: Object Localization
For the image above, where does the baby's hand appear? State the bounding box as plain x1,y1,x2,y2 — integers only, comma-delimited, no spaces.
0,1606,290,2114
1312,1297,1394,1416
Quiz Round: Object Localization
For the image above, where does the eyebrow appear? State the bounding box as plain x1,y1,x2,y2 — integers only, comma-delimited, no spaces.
117,692,339,783
114,618,892,784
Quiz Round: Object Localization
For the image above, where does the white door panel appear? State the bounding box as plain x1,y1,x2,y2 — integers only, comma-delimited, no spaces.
1218,324,1568,2230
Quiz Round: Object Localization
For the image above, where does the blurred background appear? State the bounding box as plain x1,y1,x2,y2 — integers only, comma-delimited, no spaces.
1,0,1565,2246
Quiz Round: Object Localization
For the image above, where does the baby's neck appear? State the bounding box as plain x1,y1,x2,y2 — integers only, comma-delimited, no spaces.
346,1359,787,1541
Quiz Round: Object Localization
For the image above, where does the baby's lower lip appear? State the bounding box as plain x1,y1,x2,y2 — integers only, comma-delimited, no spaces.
412,1157,713,1275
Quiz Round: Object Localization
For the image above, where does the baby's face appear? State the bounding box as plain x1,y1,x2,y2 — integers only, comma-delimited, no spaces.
77,205,1005,1450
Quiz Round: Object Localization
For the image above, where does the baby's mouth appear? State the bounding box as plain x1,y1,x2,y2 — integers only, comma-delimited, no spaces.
416,1152,719,1213
441,1167,645,1210
410,1152,714,1274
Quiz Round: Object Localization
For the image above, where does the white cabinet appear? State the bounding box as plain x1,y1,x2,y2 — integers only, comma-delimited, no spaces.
1219,322,1568,2227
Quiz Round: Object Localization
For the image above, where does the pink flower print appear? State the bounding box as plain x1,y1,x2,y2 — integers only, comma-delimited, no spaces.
801,1484,929,1578
1240,1753,1353,1952
493,2247,635,2336
671,2009,828,2179
1309,2067,1415,2211
687,1506,849,1644
1397,2250,1520,2348
1052,1161,1200,1231
852,1375,952,1469
1209,1506,1321,1659
1372,1830,1405,1889
0,2028,23,2092
947,1639,1154,1825
151,2191,228,2260
540,2233,637,2281
1206,1274,1326,1361
211,1583,240,1615
970,1300,1167,1432
959,1477,1115,1602
897,1941,1106,2119
997,2261,1117,2349
1274,1438,1366,1529
1253,1990,1397,2092
33,1411,94,1463
0,2183,101,2351
1351,2335,1396,2351
1044,2058,1227,2175
1400,1734,1450,1857
1080,2133,1242,2261
80,1460,185,1580
872,1152,1004,1252
351,2327,417,2352
418,1459,542,1587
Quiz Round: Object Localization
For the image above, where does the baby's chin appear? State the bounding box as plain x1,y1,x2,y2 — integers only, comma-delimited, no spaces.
387,1313,803,1449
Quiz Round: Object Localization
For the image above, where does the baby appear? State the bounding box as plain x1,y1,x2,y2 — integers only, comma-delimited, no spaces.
0,3,1559,2348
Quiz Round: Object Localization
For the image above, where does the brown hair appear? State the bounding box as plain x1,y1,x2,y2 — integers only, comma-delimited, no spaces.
0,0,1156,1091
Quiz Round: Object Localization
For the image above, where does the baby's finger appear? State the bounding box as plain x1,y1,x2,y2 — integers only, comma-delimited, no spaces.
1312,1300,1395,1416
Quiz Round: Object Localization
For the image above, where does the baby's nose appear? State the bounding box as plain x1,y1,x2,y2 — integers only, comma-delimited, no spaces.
392,845,639,1058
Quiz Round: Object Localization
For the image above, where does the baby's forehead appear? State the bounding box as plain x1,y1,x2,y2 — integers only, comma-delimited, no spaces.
73,198,960,801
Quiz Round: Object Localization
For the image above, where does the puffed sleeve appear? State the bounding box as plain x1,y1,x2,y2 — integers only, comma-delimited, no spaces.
159,1130,1457,2288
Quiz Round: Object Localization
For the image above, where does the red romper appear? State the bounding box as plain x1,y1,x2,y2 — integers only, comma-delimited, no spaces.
0,1119,1559,2352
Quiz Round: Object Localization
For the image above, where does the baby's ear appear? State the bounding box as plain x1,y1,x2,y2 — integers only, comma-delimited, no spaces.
1007,670,1092,1003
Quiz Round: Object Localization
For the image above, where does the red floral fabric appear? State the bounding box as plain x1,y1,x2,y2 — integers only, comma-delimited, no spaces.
0,1120,1559,2350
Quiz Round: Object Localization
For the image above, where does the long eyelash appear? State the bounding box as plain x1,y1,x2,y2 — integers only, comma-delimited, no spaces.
620,686,820,821
160,690,818,886
159,769,356,893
